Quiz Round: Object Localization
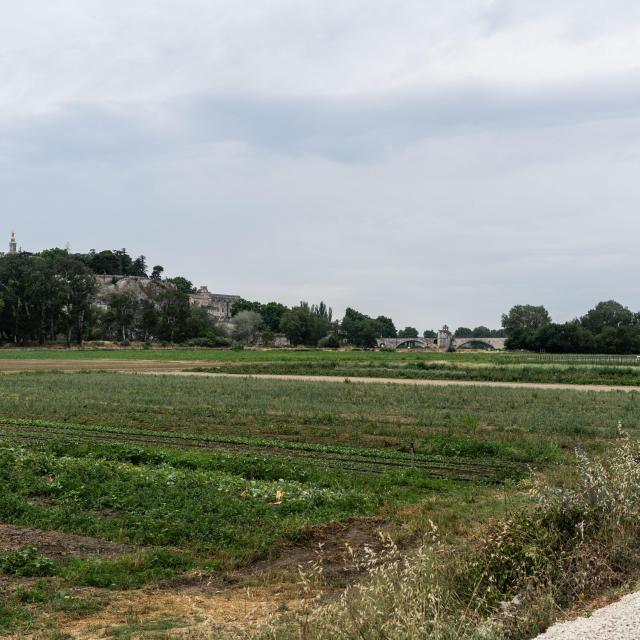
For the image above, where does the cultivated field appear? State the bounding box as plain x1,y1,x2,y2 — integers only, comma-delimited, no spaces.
0,349,639,638
0,347,639,386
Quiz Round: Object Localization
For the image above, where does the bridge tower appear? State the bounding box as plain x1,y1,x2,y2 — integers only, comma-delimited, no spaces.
8,230,16,255
437,325,453,350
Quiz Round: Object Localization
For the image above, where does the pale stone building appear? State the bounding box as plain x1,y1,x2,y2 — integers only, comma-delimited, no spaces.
437,325,453,349
0,231,18,257
189,287,240,322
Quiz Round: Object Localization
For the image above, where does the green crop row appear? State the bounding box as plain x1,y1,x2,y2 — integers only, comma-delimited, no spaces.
0,416,522,470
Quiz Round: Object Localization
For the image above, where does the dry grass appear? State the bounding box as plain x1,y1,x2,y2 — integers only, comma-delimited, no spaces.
190,427,640,640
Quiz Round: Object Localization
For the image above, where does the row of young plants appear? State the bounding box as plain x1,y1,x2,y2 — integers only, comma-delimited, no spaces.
0,417,525,475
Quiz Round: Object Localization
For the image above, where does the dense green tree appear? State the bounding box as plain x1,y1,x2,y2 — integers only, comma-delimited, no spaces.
151,265,164,281
318,334,341,348
131,256,148,277
232,299,289,332
472,326,492,338
374,316,397,337
502,305,551,337
81,249,147,277
423,329,437,339
279,303,332,346
398,326,419,338
529,323,596,353
595,326,640,354
260,302,289,332
279,307,311,346
140,301,160,342
186,306,217,340
454,327,473,338
54,255,97,346
156,288,190,343
232,310,264,344
168,276,196,295
27,256,59,344
260,329,275,345
0,254,38,342
580,300,636,335
231,299,262,316
106,291,139,343
340,308,378,348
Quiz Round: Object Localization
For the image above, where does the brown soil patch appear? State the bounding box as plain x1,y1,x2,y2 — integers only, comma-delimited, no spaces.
61,583,313,639
52,517,390,639
240,517,388,583
0,523,137,559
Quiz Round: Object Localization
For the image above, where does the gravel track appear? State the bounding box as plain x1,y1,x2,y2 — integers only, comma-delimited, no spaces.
167,370,640,393
1,359,640,392
535,591,640,639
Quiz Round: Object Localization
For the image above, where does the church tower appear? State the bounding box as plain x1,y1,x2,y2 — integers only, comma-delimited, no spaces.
9,231,17,254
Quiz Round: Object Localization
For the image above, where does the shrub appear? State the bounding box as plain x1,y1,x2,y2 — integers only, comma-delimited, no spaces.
61,551,191,590
317,335,340,349
184,336,232,348
0,547,55,577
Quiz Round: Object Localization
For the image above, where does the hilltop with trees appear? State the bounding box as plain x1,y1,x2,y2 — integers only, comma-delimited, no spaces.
0,248,222,346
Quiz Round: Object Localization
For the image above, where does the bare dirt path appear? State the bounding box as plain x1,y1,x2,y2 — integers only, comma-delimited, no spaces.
1,359,639,392
0,523,136,559
147,370,640,393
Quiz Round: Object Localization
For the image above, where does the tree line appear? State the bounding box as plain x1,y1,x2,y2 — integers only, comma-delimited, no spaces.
0,249,217,346
502,301,640,354
231,301,429,347
5,248,635,353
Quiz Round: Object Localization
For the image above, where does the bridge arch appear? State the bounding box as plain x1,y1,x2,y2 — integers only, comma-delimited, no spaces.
453,338,500,350
376,335,505,351
394,338,428,349
377,337,437,350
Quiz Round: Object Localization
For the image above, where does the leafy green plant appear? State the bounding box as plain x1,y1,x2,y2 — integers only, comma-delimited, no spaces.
0,546,55,577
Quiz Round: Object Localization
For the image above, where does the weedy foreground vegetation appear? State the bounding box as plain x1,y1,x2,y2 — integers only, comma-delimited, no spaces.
251,430,640,640
0,358,638,638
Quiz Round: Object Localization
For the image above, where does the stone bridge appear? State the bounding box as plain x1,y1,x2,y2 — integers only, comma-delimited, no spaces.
377,327,506,351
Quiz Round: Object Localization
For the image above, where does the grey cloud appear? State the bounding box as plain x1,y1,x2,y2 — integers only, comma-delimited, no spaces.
4,73,640,167
3,1,640,329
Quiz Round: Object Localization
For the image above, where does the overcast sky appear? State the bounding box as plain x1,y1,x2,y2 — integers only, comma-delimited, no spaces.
2,1,640,330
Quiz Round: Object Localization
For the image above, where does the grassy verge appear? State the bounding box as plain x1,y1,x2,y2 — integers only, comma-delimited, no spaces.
0,579,108,637
247,431,640,640
190,361,640,386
